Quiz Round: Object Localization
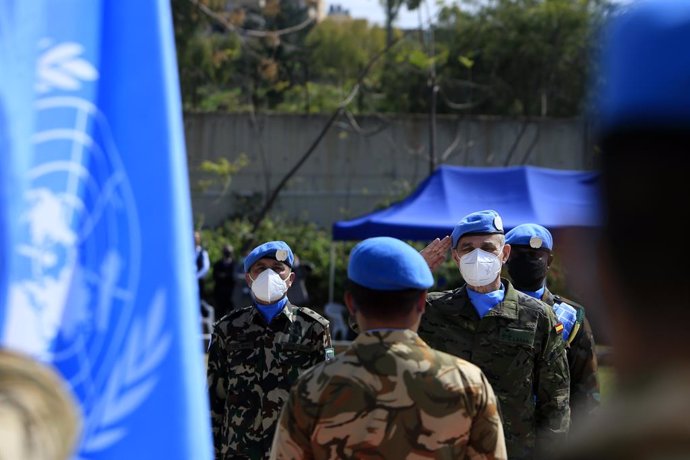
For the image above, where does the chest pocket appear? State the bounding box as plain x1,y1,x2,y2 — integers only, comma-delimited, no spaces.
226,340,258,391
277,342,318,386
496,327,537,397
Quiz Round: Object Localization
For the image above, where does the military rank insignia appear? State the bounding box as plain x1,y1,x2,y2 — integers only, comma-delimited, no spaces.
325,347,335,361
554,322,564,334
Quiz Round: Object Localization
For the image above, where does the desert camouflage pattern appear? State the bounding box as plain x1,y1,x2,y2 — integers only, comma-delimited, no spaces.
418,279,570,460
269,329,507,460
542,289,600,424
207,303,332,460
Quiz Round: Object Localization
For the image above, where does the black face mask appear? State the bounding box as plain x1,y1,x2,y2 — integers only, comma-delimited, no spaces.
507,253,548,291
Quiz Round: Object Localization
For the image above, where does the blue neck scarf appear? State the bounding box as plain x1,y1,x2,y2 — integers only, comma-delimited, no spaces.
467,284,506,318
522,286,546,300
255,297,288,323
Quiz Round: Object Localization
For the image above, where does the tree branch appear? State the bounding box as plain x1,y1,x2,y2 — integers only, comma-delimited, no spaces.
244,36,404,249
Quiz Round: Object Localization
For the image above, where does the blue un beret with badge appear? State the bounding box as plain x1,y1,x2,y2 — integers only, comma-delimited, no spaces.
596,0,690,133
243,240,294,272
451,210,504,248
505,223,553,251
348,237,433,291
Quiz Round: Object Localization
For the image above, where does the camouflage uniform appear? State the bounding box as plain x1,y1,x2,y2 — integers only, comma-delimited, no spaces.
418,279,570,460
541,289,600,423
269,329,507,460
207,303,333,460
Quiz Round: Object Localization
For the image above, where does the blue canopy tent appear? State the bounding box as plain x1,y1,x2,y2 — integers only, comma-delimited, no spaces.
333,165,601,241
325,165,600,309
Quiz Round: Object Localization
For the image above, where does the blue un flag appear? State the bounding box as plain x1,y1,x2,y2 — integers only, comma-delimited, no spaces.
0,1,214,459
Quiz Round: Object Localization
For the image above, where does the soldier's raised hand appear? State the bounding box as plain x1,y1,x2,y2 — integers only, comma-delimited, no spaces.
420,235,452,272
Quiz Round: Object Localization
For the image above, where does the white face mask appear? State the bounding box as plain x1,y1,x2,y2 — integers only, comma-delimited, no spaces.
250,269,289,303
459,248,503,287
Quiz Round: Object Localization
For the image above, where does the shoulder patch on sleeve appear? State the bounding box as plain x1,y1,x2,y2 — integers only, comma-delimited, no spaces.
553,294,585,312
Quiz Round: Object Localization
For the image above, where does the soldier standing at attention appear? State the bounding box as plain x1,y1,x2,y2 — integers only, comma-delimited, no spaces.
505,223,600,425
418,210,570,460
270,236,507,460
207,240,334,460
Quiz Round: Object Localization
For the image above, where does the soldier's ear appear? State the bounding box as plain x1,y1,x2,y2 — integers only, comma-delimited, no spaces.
416,292,427,314
344,291,356,316
501,243,511,263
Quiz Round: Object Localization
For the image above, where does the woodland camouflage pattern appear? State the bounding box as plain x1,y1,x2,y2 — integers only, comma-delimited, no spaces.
418,279,570,460
269,329,507,460
207,303,332,460
542,289,600,424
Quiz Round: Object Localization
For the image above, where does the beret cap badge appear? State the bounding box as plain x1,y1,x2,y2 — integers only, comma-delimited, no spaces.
493,215,503,232
529,236,543,249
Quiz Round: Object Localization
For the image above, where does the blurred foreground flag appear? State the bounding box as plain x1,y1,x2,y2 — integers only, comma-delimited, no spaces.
0,0,213,459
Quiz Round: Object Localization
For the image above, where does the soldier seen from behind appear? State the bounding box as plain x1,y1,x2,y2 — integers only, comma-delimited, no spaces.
419,209,570,460
270,236,507,460
505,223,600,426
207,240,334,460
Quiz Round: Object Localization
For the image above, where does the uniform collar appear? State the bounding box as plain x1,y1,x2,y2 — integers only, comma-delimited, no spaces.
249,301,297,326
483,279,521,320
354,329,421,346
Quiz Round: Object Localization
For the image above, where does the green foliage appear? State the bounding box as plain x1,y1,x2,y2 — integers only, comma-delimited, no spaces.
273,82,348,114
306,19,386,83
436,0,607,116
173,0,611,117
195,155,250,196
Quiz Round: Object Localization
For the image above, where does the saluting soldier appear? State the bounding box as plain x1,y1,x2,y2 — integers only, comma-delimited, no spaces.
207,240,334,460
418,210,570,460
270,236,507,460
505,223,600,425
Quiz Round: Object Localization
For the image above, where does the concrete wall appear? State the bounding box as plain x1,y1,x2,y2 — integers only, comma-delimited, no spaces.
185,112,595,230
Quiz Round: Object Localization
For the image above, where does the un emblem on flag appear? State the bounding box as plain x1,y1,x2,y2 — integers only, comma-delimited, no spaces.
7,92,170,453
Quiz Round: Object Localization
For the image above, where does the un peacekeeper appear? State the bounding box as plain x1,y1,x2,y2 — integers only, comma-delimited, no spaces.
418,210,570,460
555,2,690,458
206,240,334,460
505,223,600,425
269,236,507,460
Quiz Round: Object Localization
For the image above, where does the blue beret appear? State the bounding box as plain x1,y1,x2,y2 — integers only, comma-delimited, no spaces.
505,223,553,251
348,237,433,291
597,1,690,132
451,210,504,248
243,241,294,272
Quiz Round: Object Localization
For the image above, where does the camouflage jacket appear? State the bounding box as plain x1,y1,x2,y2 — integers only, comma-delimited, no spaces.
541,289,601,424
207,303,333,460
269,329,507,460
418,279,570,460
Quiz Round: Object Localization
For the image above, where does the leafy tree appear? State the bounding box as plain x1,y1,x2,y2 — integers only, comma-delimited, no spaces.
435,0,610,117
306,19,386,84
381,0,423,45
